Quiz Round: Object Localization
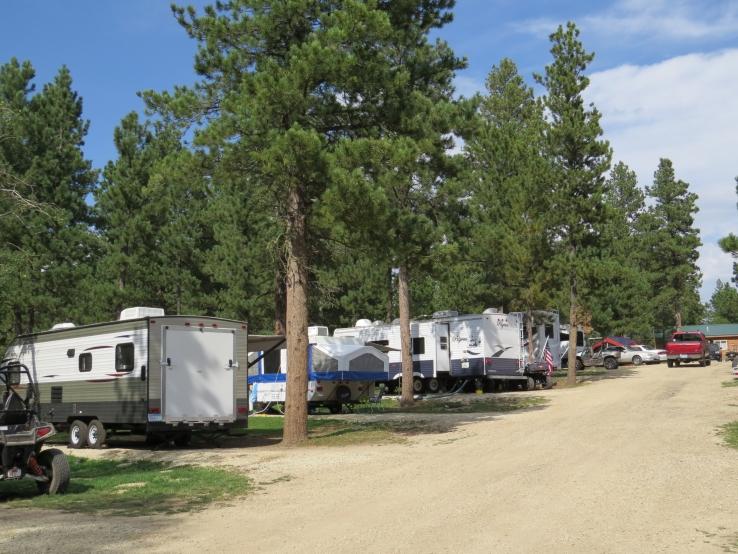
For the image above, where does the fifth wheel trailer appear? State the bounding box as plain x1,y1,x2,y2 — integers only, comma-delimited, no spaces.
3,307,283,448
333,309,561,392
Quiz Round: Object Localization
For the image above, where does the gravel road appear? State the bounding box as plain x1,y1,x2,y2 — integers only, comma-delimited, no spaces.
3,361,738,553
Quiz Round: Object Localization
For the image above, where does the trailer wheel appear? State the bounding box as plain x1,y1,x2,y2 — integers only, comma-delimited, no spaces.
329,404,341,414
412,378,424,394
174,432,192,447
604,357,618,370
632,355,642,366
87,419,106,449
336,385,351,403
36,449,70,495
575,358,584,372
427,378,441,394
68,420,88,449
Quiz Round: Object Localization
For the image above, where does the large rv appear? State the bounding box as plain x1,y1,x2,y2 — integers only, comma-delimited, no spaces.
333,309,561,393
3,307,282,448
249,326,389,413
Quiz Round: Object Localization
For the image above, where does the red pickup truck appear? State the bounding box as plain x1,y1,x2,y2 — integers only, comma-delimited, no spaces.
666,331,710,367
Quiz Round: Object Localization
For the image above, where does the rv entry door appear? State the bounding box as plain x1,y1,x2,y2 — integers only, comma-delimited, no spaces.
434,323,451,374
162,326,236,423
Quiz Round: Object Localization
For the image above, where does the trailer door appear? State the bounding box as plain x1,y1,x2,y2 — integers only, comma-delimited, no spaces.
434,323,451,374
162,326,236,423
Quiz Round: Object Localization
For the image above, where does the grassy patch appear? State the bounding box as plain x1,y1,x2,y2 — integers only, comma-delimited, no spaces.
352,395,547,415
723,380,738,388
720,421,738,450
551,368,606,378
0,456,250,515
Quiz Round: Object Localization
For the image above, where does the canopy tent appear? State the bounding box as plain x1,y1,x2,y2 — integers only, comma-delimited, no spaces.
591,336,637,351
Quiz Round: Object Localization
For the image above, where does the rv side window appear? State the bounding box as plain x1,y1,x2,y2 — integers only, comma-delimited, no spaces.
439,336,448,350
412,338,425,355
115,343,135,372
79,353,92,372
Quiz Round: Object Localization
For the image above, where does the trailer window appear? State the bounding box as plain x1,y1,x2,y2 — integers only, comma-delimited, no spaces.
115,343,135,372
439,336,448,350
79,353,92,372
412,338,425,355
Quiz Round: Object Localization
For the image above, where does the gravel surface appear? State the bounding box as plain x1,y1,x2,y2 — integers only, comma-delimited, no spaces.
3,361,738,553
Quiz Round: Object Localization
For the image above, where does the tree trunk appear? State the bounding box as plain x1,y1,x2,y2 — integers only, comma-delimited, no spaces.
526,308,535,362
674,309,682,330
385,266,394,324
567,276,577,387
282,187,309,446
398,264,414,406
273,257,287,336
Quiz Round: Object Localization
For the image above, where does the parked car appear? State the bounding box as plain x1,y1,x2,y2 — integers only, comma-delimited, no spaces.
709,343,723,362
622,345,662,365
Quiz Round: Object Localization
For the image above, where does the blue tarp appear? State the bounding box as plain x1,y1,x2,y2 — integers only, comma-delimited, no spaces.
248,371,389,384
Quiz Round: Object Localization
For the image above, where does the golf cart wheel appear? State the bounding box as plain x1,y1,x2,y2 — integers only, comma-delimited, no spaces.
87,419,106,449
632,355,642,366
427,378,441,394
69,420,88,449
412,378,424,394
36,448,70,495
604,357,618,370
575,358,584,372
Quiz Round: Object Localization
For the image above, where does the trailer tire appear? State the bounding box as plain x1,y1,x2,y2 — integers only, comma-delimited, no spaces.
68,420,88,449
412,378,424,394
575,358,584,372
36,448,70,495
427,378,441,394
329,404,341,414
632,355,642,366
86,419,106,449
336,385,351,403
174,432,192,447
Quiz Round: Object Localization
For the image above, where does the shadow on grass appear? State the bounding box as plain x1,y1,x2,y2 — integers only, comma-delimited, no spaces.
0,456,250,515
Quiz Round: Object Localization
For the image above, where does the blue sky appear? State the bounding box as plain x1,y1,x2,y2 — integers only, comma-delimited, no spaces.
2,0,737,300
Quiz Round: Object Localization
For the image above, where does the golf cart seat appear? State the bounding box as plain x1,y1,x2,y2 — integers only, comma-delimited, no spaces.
0,389,29,426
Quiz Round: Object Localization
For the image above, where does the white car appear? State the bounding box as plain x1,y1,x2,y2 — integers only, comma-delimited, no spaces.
624,345,664,365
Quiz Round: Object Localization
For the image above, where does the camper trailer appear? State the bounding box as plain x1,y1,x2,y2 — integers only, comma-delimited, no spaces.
3,307,281,448
248,326,389,413
334,309,561,393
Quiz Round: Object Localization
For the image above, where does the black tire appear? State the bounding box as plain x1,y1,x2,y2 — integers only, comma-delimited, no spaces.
336,385,352,403
699,357,705,367
707,358,712,366
68,420,88,449
667,360,673,368
524,377,536,391
173,432,192,447
604,357,618,370
329,404,341,414
145,433,162,446
412,378,424,394
36,448,70,495
575,358,584,372
87,419,106,449
675,361,681,367
632,355,642,366
427,378,441,394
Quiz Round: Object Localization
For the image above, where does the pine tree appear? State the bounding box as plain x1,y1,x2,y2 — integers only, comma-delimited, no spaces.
708,280,738,323
719,177,738,281
535,23,612,385
642,158,702,330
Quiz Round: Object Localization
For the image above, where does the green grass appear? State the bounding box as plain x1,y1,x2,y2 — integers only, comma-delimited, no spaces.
551,368,607,378
352,395,547,415
722,380,738,388
720,421,738,450
0,456,251,515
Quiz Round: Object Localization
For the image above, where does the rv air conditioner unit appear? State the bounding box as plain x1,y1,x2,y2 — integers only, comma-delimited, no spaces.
483,308,500,315
119,307,166,321
355,319,372,327
432,310,459,318
308,326,330,337
51,322,76,330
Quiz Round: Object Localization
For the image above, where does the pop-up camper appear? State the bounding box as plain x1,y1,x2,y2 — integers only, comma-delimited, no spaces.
249,326,389,413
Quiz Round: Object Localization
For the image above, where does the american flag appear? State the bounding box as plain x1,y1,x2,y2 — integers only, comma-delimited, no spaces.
544,346,554,376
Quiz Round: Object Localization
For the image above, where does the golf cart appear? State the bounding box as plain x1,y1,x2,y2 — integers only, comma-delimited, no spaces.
0,359,69,494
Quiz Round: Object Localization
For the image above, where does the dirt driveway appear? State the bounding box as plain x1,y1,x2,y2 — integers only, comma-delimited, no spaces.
4,362,738,553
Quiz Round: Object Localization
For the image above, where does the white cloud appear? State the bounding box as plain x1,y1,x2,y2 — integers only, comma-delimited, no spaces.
586,49,738,301
515,0,738,41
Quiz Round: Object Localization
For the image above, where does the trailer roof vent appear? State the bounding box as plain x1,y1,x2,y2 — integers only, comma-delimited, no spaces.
308,325,329,337
483,307,500,315
51,322,76,330
432,310,458,319
119,307,165,321
355,319,373,327
372,320,384,326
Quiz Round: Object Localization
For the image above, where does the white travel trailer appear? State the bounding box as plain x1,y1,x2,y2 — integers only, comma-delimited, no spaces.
334,309,561,393
248,326,389,413
3,307,282,448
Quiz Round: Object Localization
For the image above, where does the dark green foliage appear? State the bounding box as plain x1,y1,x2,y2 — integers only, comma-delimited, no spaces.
0,59,99,348
708,280,738,323
719,177,738,283
641,158,702,329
